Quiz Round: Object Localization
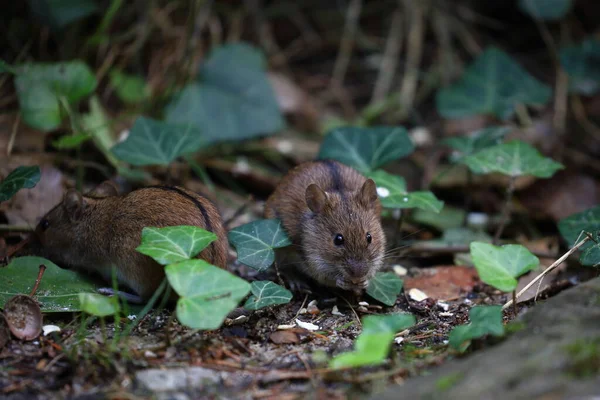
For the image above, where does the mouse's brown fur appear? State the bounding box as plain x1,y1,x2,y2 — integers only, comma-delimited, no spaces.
264,160,385,292
26,181,228,301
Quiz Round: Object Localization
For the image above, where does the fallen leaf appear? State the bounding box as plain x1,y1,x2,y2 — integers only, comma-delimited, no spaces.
404,266,480,301
270,329,303,344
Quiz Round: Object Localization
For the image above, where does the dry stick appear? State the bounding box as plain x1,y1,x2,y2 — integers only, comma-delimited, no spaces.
502,235,592,311
370,4,403,105
330,0,362,89
493,176,516,245
7,112,20,156
397,0,426,120
30,264,47,297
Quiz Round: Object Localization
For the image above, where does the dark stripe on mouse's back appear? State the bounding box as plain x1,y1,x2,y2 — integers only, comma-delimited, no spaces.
144,185,216,260
320,160,344,195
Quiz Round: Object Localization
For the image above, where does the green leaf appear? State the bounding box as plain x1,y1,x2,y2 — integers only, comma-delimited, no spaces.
442,126,510,161
368,169,443,212
136,226,217,266
27,0,99,30
411,205,466,232
436,47,552,120
330,313,416,368
518,0,572,21
111,117,206,166
78,293,119,317
0,257,100,312
366,272,404,306
228,219,292,271
449,305,504,352
52,133,91,149
463,140,564,178
0,60,16,74
470,242,539,292
165,260,251,330
109,69,149,104
558,206,600,266
80,96,120,167
165,43,284,142
317,126,414,173
580,232,600,267
243,281,293,310
560,39,600,95
0,166,41,202
14,61,97,131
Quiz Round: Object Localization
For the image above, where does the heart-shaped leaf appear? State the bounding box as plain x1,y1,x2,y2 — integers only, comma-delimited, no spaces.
366,272,404,306
560,39,600,95
78,293,120,317
243,281,293,310
436,47,552,120
0,166,41,202
15,61,97,131
0,257,100,312
111,117,206,166
109,69,149,104
27,0,99,30
165,43,284,142
580,232,600,267
442,126,510,161
136,226,217,266
558,205,600,266
518,0,572,21
449,305,504,352
228,219,292,271
165,260,251,330
368,170,443,212
470,242,539,292
317,126,414,173
411,205,466,232
463,140,564,178
330,313,416,368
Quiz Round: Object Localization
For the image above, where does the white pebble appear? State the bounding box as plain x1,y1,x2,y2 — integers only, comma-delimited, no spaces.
42,325,61,336
394,337,405,345
393,265,408,276
331,305,344,316
276,140,294,154
408,288,429,302
277,323,296,330
437,301,449,311
308,300,318,307
296,319,319,331
439,312,454,317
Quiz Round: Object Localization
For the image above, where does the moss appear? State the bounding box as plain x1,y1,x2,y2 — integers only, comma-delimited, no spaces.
435,372,464,391
504,320,526,334
563,337,600,379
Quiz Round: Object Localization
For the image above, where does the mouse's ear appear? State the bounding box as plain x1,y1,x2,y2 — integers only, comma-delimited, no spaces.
306,184,328,213
63,189,85,220
88,181,119,198
358,179,378,208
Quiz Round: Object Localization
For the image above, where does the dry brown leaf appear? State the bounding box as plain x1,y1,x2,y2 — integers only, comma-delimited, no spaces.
403,266,479,301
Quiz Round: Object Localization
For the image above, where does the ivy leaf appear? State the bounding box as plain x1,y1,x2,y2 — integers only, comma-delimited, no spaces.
442,126,510,161
558,206,600,266
449,305,505,352
330,313,416,369
317,126,414,173
27,0,99,30
518,0,572,21
368,169,443,212
52,133,91,149
560,39,600,95
436,47,552,120
580,232,600,267
0,257,100,312
111,117,206,166
109,69,149,104
463,140,564,178
228,219,292,271
470,242,539,292
136,226,217,266
411,205,466,232
366,272,404,306
15,61,97,131
243,281,293,310
165,43,284,142
0,166,41,202
78,293,119,317
165,260,251,330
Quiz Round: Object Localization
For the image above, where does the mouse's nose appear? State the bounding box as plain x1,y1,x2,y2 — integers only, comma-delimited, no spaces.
347,260,368,279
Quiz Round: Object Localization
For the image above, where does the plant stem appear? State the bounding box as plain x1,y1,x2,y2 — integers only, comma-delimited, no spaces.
512,290,517,317
493,176,516,244
502,235,592,310
393,209,405,245
29,264,47,297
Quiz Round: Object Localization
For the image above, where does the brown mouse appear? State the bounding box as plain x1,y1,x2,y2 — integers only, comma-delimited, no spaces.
264,160,385,293
25,181,228,303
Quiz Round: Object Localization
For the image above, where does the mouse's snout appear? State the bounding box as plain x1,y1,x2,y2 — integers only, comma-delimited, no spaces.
346,259,370,280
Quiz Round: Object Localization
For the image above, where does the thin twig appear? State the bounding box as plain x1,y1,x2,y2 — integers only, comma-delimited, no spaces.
30,264,47,297
370,3,403,105
493,176,516,244
397,0,426,121
7,113,20,156
0,225,33,233
330,0,363,89
502,235,592,311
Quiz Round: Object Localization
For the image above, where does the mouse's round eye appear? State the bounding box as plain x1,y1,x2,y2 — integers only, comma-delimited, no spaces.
40,219,50,231
334,234,344,246
366,232,372,244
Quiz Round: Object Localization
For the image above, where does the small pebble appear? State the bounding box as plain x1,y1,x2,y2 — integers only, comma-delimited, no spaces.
296,319,319,331
408,288,429,302
298,308,308,314
394,337,405,345
307,304,320,315
358,301,369,307
42,325,61,336
144,350,157,358
439,312,454,317
308,300,318,307
277,323,297,330
437,301,449,311
393,265,408,276
357,306,368,313
331,305,344,316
